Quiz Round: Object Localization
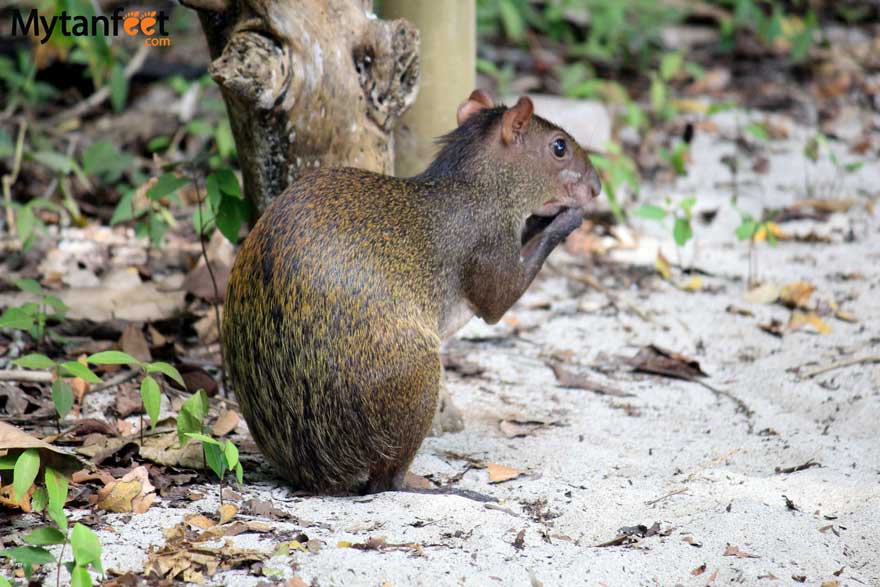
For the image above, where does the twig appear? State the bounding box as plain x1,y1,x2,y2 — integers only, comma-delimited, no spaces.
694,378,754,433
42,45,150,127
803,355,880,379
775,459,821,475
0,369,54,383
645,487,687,506
190,170,228,395
2,120,27,241
89,369,139,393
547,262,652,322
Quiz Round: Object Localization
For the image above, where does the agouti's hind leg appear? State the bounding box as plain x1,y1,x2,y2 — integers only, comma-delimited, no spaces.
364,458,412,494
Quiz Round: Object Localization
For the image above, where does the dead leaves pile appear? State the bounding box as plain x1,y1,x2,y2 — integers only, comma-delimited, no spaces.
144,503,271,584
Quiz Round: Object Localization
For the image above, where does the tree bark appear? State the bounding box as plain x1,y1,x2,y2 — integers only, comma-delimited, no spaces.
182,0,420,215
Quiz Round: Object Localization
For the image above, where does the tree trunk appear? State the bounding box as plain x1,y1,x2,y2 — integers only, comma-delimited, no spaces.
381,0,476,177
182,0,420,216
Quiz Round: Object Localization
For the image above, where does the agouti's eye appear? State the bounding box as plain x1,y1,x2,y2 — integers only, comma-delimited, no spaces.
552,138,567,158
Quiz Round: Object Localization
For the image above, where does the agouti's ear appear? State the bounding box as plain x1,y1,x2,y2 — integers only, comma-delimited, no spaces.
456,90,494,126
501,96,533,145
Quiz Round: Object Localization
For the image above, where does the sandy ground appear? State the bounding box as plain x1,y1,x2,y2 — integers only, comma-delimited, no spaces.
14,109,877,587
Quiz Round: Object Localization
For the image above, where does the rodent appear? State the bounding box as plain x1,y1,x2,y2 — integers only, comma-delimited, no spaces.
222,90,601,494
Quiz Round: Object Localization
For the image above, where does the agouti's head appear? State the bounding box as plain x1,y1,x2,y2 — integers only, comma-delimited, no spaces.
423,90,601,220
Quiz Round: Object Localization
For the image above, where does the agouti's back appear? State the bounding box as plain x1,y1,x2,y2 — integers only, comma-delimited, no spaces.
223,167,444,493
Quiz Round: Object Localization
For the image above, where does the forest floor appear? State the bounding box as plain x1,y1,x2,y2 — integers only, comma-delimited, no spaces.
4,106,876,587
2,10,880,587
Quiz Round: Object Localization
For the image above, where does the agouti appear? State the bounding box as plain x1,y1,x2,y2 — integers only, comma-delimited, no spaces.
222,91,601,494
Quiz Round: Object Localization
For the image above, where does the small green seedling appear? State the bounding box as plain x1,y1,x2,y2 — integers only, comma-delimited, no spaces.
732,200,778,286
11,353,101,430
85,351,185,440
0,453,103,586
0,279,69,345
178,389,243,503
590,141,639,223
634,196,696,268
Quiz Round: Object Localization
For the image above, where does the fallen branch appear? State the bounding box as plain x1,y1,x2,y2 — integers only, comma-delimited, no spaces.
0,369,54,383
802,355,880,379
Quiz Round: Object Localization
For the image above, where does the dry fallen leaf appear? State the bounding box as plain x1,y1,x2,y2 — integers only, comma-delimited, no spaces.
679,276,702,292
625,345,707,381
692,564,707,576
788,311,832,335
95,465,156,514
287,578,309,587
779,281,816,308
754,222,788,242
218,503,238,525
403,472,432,490
723,544,759,558
186,514,217,530
549,362,633,397
211,411,240,437
487,463,524,484
120,323,152,363
743,283,780,305
655,251,672,281
0,422,84,476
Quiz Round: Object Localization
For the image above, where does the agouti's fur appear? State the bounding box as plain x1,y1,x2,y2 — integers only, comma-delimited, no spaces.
222,91,601,494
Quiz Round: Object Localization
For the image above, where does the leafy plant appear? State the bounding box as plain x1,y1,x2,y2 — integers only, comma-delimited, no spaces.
178,389,243,503
0,51,57,112
110,172,186,248
634,196,697,268
0,279,69,345
11,352,101,430
732,201,778,286
589,141,640,223
86,351,185,439
194,167,248,243
0,452,103,586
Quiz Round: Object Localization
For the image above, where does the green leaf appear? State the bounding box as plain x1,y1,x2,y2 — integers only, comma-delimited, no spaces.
109,62,128,112
14,448,40,502
0,454,16,470
234,462,243,484
735,219,758,241
844,161,863,173
633,204,666,221
31,150,75,174
13,353,55,370
30,487,48,512
146,173,187,201
83,141,130,183
673,217,693,247
185,432,221,446
497,0,525,41
15,278,43,296
140,376,161,430
0,574,11,587
177,389,209,446
147,136,170,153
0,307,34,330
146,362,184,387
23,527,66,546
203,442,226,480
0,546,55,566
659,52,683,81
216,195,248,243
59,361,102,384
86,350,139,366
43,295,68,314
45,467,68,513
745,122,770,142
70,566,93,587
52,380,74,421
70,524,102,568
213,168,241,198
223,441,239,470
